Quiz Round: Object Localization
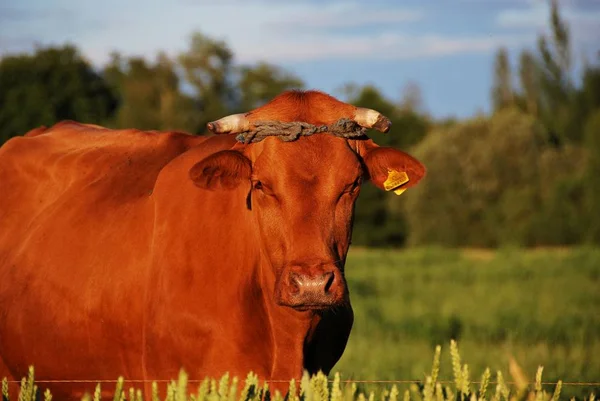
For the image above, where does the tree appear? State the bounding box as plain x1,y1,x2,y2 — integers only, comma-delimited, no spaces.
491,47,514,112
154,53,199,131
344,85,430,247
405,110,556,247
107,56,160,130
581,58,600,110
583,110,600,244
398,81,424,114
498,0,594,145
533,144,587,245
0,45,117,144
536,0,574,142
103,52,199,132
518,50,540,117
178,32,235,133
538,0,571,89
237,62,304,111
347,86,405,246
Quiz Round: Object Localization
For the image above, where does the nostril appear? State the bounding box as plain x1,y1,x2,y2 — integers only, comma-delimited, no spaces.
289,272,301,294
288,271,337,296
323,272,335,293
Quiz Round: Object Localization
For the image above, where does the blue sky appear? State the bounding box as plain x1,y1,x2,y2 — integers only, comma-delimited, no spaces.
1,0,599,119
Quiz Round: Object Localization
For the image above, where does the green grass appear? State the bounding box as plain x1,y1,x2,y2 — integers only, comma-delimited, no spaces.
337,246,600,399
3,247,598,400
5,342,594,401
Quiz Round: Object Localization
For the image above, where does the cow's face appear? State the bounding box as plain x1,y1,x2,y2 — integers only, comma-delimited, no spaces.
188,90,425,311
246,135,362,310
189,134,425,311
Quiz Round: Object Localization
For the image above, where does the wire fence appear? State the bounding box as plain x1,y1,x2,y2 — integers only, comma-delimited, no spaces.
4,379,600,387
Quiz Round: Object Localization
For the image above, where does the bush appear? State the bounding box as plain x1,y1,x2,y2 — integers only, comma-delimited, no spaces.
583,110,600,244
404,109,588,247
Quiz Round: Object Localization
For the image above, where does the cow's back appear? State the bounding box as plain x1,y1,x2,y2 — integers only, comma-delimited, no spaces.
0,122,201,243
0,122,217,388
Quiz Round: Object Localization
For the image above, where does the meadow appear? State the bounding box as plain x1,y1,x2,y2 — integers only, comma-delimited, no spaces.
336,247,600,399
3,247,599,401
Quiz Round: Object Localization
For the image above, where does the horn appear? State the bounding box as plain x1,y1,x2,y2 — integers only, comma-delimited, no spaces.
354,107,392,133
207,113,251,134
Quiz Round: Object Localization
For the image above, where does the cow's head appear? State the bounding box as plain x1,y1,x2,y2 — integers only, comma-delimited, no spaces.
189,91,425,312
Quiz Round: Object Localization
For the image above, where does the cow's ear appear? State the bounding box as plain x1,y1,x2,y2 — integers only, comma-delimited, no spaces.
189,150,252,190
357,139,426,196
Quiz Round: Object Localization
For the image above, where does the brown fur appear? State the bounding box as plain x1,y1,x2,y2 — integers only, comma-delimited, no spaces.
0,91,425,400
246,90,357,126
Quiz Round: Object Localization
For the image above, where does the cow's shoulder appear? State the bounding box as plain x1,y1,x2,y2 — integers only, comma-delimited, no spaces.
2,121,202,161
0,121,236,210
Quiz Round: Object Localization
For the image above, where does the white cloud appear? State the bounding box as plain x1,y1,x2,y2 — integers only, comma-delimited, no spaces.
80,32,529,67
232,32,532,63
65,1,525,67
266,5,423,31
173,2,530,64
496,3,548,28
495,1,600,45
0,0,538,67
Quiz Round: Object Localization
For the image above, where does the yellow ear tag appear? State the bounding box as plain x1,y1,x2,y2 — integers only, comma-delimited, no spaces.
383,169,410,196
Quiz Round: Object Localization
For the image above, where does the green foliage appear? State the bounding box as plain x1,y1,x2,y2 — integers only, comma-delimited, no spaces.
3,377,9,401
4,250,596,400
535,0,573,143
583,110,600,244
337,247,600,400
103,53,200,132
405,109,554,247
491,47,514,112
0,3,597,249
581,62,600,111
177,32,235,133
510,0,600,147
237,62,304,111
352,181,408,247
345,85,429,150
0,31,307,142
534,142,587,245
2,341,596,401
346,85,430,247
405,103,595,247
517,50,541,117
16,367,36,401
0,45,118,143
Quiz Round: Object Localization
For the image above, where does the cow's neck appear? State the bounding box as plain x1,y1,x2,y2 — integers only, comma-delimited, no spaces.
256,251,319,380
148,165,316,382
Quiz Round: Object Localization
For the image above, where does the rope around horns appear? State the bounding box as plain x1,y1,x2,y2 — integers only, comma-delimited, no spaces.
234,118,368,144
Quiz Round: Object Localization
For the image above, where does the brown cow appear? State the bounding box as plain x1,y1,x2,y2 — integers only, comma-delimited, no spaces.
0,90,425,400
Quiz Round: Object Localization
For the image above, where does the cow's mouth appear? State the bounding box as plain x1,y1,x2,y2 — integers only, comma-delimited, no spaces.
292,305,331,312
286,303,335,312
276,295,346,312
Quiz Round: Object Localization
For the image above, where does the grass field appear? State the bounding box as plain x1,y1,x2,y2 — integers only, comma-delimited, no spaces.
336,247,600,399
2,247,598,400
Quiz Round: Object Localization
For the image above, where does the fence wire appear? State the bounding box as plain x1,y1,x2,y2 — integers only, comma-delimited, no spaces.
4,379,600,387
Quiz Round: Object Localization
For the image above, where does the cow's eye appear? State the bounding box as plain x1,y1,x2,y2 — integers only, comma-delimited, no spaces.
252,179,277,199
344,178,362,195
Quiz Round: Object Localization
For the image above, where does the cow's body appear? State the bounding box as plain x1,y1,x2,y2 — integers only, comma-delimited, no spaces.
0,91,424,400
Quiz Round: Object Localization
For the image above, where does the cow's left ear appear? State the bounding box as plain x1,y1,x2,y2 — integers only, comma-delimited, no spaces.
189,150,252,190
357,139,426,195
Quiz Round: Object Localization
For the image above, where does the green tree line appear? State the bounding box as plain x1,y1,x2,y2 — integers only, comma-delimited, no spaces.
0,1,598,247
406,0,600,247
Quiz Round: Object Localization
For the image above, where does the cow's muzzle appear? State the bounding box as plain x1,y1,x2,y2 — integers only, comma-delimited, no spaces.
277,262,346,310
